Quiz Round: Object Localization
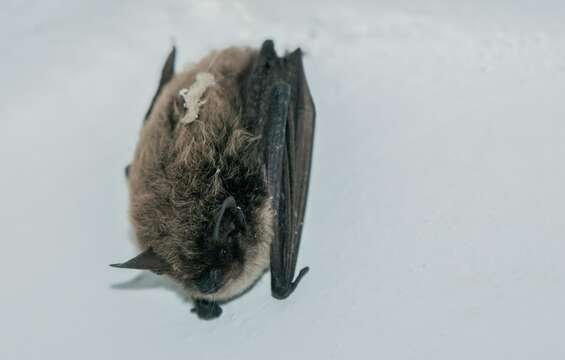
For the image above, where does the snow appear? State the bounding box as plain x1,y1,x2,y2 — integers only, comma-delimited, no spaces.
2,0,565,359
179,72,216,124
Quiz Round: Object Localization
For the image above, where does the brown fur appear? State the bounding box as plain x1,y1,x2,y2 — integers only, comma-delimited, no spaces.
128,47,273,301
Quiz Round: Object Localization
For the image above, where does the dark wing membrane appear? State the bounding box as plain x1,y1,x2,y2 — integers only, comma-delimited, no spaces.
126,46,176,178
144,46,176,122
243,40,315,299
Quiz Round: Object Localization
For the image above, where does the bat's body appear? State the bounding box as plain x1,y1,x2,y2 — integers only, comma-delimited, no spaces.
112,41,315,319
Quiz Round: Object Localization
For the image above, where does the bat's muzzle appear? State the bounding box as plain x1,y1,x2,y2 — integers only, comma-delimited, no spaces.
196,269,224,294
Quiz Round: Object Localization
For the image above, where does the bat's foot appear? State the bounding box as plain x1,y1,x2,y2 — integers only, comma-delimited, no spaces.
271,266,310,300
125,164,130,178
191,299,222,320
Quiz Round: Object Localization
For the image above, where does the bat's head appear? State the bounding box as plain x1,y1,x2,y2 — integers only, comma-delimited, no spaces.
168,195,266,297
111,46,273,301
187,196,247,294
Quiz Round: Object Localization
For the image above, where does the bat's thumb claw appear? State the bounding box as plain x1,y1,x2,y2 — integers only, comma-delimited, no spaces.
272,266,310,300
293,266,310,286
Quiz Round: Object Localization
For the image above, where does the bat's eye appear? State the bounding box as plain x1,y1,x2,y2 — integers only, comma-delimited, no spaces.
218,247,233,264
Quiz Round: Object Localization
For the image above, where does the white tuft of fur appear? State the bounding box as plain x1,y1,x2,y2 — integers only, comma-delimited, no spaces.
178,72,216,124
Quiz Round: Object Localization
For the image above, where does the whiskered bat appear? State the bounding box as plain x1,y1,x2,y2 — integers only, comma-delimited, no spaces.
111,40,315,319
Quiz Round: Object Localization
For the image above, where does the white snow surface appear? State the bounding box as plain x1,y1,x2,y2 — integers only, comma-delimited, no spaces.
2,1,565,359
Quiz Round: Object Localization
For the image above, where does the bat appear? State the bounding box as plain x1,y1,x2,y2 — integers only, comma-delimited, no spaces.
111,40,315,319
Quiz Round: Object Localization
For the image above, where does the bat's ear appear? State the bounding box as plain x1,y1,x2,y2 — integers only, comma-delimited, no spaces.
144,46,177,121
213,196,246,243
110,247,170,275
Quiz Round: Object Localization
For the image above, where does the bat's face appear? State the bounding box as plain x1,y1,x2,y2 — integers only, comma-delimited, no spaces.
171,196,249,296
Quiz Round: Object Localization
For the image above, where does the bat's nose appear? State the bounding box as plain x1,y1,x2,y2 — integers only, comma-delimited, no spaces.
196,269,224,294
